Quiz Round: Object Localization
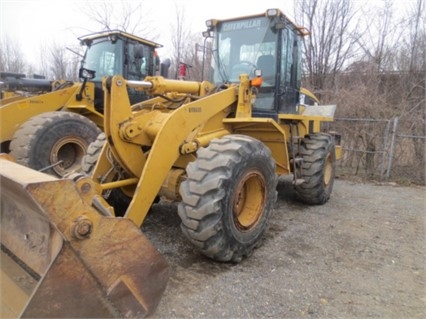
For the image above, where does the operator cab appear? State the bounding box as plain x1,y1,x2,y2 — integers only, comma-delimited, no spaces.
78,31,163,110
205,9,309,117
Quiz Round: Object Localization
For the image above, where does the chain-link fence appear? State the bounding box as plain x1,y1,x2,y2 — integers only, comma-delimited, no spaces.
324,117,426,185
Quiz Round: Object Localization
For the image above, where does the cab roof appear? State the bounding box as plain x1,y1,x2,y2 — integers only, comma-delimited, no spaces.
209,8,310,37
78,30,163,48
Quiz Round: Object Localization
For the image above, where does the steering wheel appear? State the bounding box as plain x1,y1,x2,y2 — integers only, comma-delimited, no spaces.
238,61,257,68
230,61,257,80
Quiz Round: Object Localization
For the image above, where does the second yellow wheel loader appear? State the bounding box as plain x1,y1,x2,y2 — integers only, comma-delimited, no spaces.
0,9,341,318
0,30,165,177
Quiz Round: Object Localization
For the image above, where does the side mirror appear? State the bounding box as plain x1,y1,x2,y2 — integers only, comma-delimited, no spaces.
79,68,96,80
76,68,96,101
160,59,171,78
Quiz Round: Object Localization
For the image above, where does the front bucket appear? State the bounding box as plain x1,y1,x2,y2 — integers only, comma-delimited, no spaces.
0,158,170,318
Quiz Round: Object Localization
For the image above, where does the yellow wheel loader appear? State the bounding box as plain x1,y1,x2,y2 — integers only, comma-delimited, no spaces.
0,9,342,318
0,30,166,177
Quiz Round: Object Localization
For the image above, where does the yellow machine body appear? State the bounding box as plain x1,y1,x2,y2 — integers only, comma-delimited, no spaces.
0,82,102,144
91,74,341,226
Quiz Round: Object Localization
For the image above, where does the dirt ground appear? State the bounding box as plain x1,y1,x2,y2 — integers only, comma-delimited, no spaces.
141,176,426,319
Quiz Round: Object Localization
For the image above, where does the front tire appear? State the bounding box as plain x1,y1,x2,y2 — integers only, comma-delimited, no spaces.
178,135,277,262
10,112,101,177
81,133,132,217
294,133,336,205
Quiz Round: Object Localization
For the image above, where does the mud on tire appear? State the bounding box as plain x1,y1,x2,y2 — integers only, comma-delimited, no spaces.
178,135,277,263
295,133,336,205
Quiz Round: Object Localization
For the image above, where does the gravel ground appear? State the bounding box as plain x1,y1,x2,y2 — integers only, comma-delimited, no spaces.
141,177,425,319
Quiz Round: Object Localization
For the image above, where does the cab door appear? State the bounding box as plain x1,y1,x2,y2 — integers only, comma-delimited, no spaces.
278,28,302,114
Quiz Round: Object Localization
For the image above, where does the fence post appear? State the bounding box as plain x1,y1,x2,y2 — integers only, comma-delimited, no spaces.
379,119,391,180
386,117,399,179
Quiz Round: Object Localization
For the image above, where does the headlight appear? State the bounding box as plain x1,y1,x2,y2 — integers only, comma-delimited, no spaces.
205,19,218,27
266,8,280,17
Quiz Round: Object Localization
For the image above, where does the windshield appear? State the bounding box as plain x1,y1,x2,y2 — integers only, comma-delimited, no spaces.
211,16,277,85
82,39,123,82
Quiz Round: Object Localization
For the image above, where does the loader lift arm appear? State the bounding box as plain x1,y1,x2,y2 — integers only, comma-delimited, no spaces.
99,75,250,226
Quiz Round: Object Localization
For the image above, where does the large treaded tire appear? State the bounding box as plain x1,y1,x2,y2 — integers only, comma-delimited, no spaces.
178,135,277,263
295,133,336,205
10,112,101,177
81,132,107,174
81,133,132,217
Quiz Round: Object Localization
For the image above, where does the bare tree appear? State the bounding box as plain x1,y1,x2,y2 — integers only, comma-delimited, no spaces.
169,3,193,79
355,0,403,72
396,0,425,166
407,0,425,73
294,0,361,94
194,39,213,82
322,0,425,183
80,0,159,40
45,42,80,81
0,35,26,73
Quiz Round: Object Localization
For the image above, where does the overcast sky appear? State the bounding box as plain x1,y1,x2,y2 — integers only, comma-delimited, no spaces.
0,0,292,63
0,0,417,66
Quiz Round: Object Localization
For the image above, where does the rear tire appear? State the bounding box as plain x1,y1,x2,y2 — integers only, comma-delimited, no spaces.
178,135,277,262
294,133,336,205
10,112,101,177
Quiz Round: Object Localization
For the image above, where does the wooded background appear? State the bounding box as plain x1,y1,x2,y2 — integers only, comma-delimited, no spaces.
1,0,424,184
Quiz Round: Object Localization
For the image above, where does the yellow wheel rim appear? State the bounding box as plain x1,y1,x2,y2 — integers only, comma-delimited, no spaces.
233,171,266,231
50,136,87,177
323,153,333,186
